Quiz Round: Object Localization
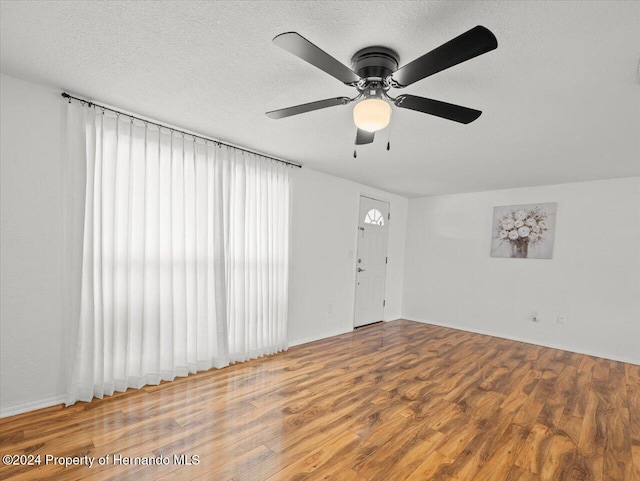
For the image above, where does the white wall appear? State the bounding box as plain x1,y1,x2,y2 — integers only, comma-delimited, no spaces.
402,178,640,364
0,74,68,416
288,167,408,346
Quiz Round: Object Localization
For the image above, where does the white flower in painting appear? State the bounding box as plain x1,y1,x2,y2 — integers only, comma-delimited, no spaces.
494,206,553,249
518,226,530,238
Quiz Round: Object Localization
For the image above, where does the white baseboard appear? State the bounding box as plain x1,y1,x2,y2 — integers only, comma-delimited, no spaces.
288,327,354,348
404,317,640,366
1,394,65,419
288,318,403,348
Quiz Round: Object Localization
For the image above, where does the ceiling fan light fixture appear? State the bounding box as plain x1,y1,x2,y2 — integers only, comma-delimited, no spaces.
353,98,392,133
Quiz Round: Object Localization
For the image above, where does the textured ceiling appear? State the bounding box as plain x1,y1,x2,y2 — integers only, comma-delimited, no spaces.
1,0,639,197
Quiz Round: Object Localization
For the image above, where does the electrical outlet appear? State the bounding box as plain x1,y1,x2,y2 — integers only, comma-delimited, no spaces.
531,311,539,322
557,315,566,324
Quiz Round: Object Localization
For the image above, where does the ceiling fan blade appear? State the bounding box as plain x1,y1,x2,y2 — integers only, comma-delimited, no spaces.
266,97,351,119
355,129,375,145
273,32,361,85
391,26,498,87
395,94,482,124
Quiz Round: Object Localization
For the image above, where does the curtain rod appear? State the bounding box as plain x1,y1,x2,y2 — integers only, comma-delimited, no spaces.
61,92,302,169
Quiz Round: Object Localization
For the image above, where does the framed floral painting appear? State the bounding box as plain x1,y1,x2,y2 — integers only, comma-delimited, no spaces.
490,203,557,259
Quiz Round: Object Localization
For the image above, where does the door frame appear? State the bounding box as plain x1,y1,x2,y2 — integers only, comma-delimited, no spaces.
352,194,391,329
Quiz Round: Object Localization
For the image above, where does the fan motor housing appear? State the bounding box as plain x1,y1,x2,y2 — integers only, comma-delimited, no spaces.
351,47,399,80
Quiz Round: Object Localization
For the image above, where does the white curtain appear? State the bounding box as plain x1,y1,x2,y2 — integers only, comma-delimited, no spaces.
65,102,289,405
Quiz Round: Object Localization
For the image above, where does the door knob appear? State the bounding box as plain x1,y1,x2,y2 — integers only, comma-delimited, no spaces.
357,267,366,272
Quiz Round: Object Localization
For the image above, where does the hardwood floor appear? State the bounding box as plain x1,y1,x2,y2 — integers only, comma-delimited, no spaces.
1,320,638,480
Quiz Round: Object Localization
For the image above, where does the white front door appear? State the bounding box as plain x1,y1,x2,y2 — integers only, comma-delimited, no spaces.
354,196,390,328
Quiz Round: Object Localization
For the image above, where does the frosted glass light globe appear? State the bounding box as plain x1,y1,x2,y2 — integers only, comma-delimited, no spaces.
353,98,392,132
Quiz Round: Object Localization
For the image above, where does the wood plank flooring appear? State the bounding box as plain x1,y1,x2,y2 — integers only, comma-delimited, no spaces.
1,320,638,480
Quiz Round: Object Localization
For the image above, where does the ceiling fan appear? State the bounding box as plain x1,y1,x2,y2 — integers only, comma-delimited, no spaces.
266,26,498,148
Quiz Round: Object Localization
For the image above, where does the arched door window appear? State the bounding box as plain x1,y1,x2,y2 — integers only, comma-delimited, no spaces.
364,208,384,226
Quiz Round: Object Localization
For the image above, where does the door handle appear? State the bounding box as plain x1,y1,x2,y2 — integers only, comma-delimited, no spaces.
357,267,366,272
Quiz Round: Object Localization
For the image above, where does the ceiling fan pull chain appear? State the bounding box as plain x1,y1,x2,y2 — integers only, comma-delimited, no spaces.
354,149,357,158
